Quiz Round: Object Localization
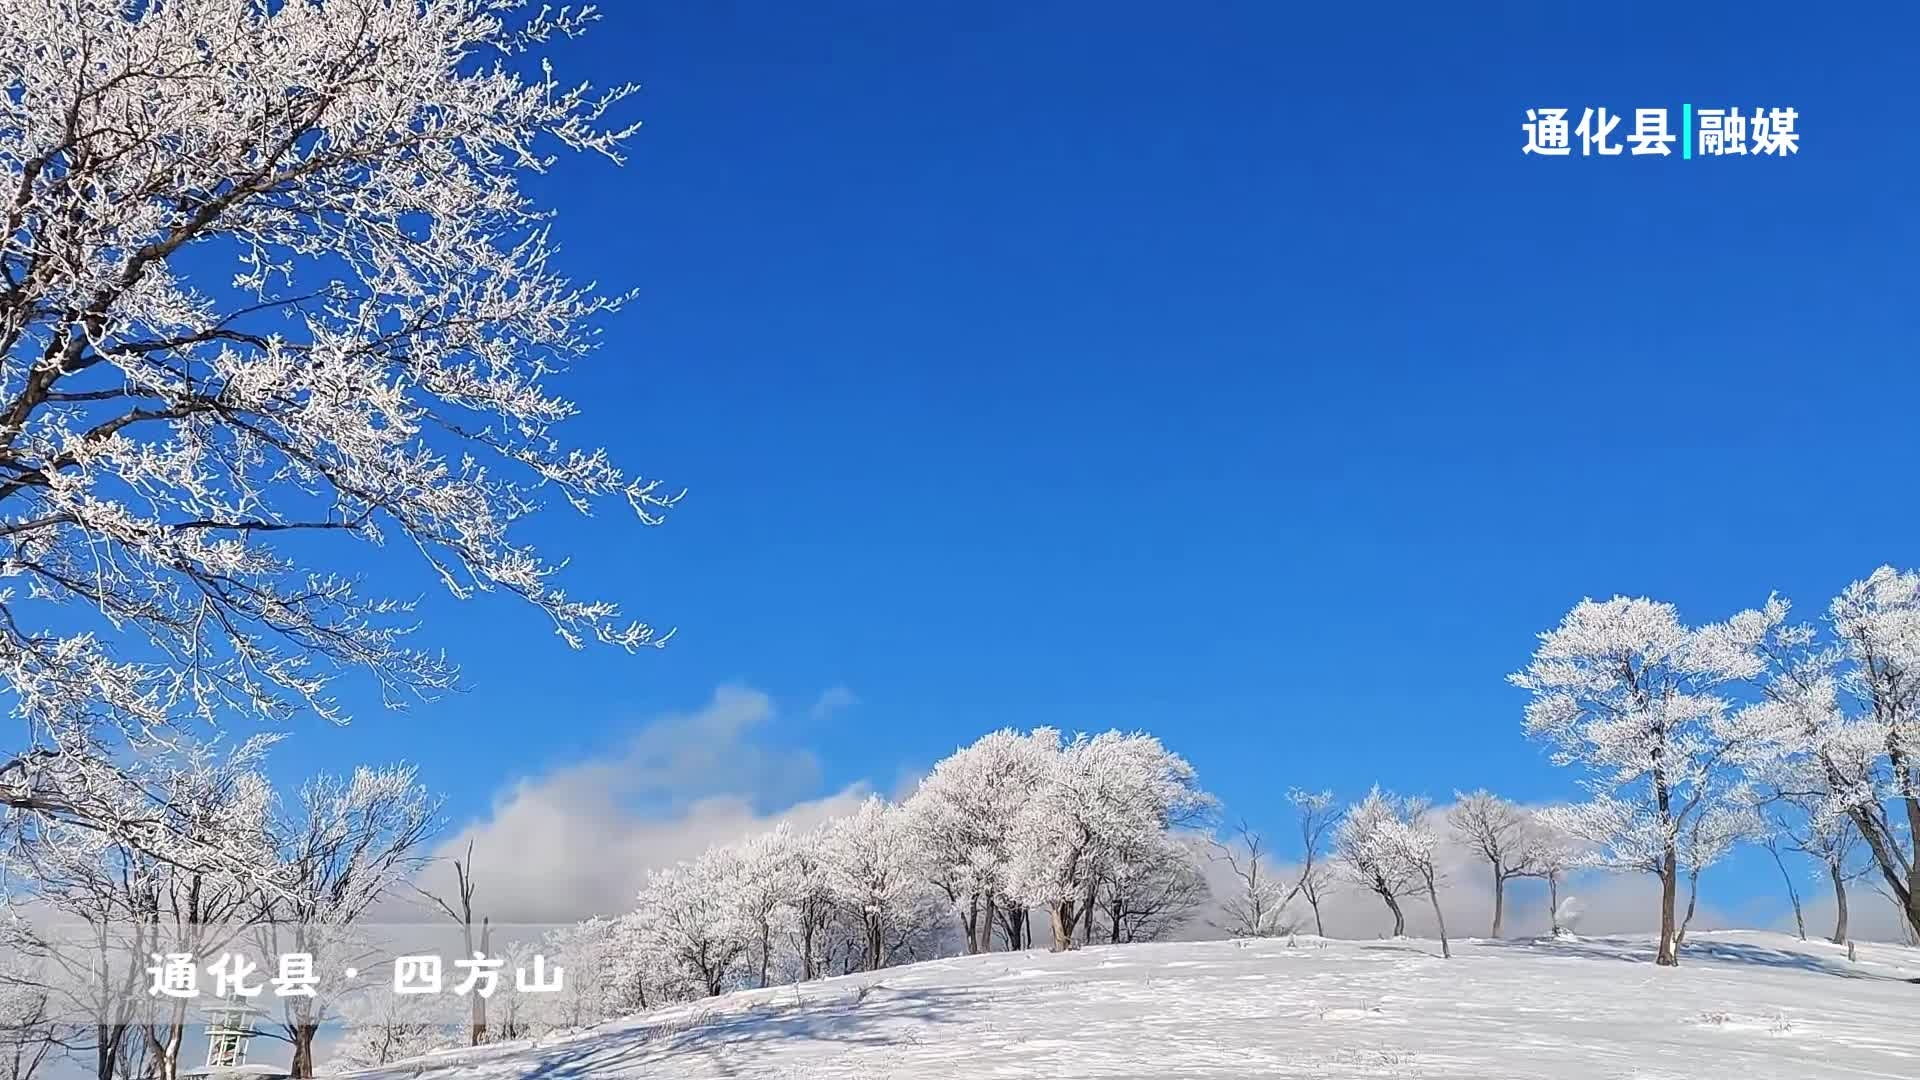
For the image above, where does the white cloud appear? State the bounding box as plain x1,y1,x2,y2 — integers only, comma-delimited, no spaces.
809,685,861,721
413,685,871,923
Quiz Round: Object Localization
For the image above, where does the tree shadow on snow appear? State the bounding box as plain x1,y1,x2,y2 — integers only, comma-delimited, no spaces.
500,983,980,1080
1478,936,1911,983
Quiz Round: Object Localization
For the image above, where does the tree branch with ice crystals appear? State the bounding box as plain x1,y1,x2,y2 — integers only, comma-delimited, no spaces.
0,1,672,859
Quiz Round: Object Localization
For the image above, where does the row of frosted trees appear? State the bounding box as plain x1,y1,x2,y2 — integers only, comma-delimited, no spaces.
331,561,1920,1063
1510,565,1920,966
534,560,1920,1019
525,729,1215,1020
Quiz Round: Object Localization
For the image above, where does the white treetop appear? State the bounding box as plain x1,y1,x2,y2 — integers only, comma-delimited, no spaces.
1448,789,1537,938
1332,785,1425,936
0,0,671,859
825,796,935,971
1373,801,1450,957
1009,730,1208,950
901,727,1055,952
1714,568,1920,941
631,846,753,999
1512,595,1758,965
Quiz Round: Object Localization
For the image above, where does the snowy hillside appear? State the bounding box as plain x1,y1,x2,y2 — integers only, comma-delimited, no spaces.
342,931,1919,1079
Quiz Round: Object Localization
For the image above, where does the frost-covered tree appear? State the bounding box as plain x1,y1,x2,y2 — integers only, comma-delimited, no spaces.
1714,571,1920,944
1097,831,1209,944
632,847,752,998
1287,788,1338,936
1332,786,1425,938
825,797,936,971
260,766,438,1077
1010,732,1208,952
1375,802,1449,958
1671,799,1761,948
1786,806,1867,944
1519,811,1580,937
7,738,278,1080
1512,597,1756,966
1209,820,1289,938
0,951,61,1080
1448,790,1535,938
902,729,1054,954
737,824,799,988
534,915,655,1030
128,741,279,1080
782,824,840,981
328,989,457,1072
0,0,671,866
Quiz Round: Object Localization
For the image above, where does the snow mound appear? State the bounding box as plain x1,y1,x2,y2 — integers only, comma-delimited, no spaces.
341,931,1920,1079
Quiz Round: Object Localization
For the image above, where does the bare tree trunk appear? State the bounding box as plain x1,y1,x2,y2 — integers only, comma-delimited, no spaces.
290,1023,319,1079
469,959,489,1043
995,901,1024,951
1309,896,1325,937
1841,787,1920,943
866,917,885,970
1829,861,1850,946
1766,842,1805,940
1426,881,1451,959
959,896,980,955
1656,850,1680,967
159,1020,184,1080
94,1024,127,1080
1047,901,1077,952
1378,890,1405,937
1547,871,1564,936
1079,882,1097,946
1489,864,1506,938
801,919,817,981
980,893,995,954
1674,867,1702,949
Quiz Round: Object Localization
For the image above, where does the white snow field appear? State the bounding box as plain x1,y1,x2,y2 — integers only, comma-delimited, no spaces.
347,931,1919,1080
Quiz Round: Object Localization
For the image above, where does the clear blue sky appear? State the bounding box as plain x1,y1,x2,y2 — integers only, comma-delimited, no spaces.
296,2,1915,918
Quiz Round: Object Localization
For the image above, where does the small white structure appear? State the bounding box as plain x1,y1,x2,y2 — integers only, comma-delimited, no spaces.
179,996,290,1080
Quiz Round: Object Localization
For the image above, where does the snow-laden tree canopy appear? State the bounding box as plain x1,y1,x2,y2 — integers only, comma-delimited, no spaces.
1713,567,1920,942
0,0,669,860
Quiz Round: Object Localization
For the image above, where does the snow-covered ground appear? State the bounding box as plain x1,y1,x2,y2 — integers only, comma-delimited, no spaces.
345,931,1919,1079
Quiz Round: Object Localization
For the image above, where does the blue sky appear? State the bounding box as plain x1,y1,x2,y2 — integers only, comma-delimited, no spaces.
294,2,1915,922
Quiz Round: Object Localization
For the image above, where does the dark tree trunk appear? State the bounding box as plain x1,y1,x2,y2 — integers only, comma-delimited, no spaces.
1426,881,1451,959
1656,851,1680,966
1829,861,1850,945
1048,900,1078,951
1379,890,1405,937
1489,863,1506,938
960,896,980,955
759,923,773,987
95,1024,126,1080
1767,843,1805,940
1547,871,1564,935
1844,796,1920,944
1675,867,1701,949
290,1024,319,1079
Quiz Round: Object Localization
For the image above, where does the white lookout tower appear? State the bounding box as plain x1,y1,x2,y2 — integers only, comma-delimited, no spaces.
180,996,288,1079
204,994,261,1069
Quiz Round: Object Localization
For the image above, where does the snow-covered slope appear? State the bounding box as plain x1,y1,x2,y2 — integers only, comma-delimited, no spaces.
345,932,1919,1079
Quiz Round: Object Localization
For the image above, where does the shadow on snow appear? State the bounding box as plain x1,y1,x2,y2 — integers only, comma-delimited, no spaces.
411,984,980,1080
1476,935,1914,983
